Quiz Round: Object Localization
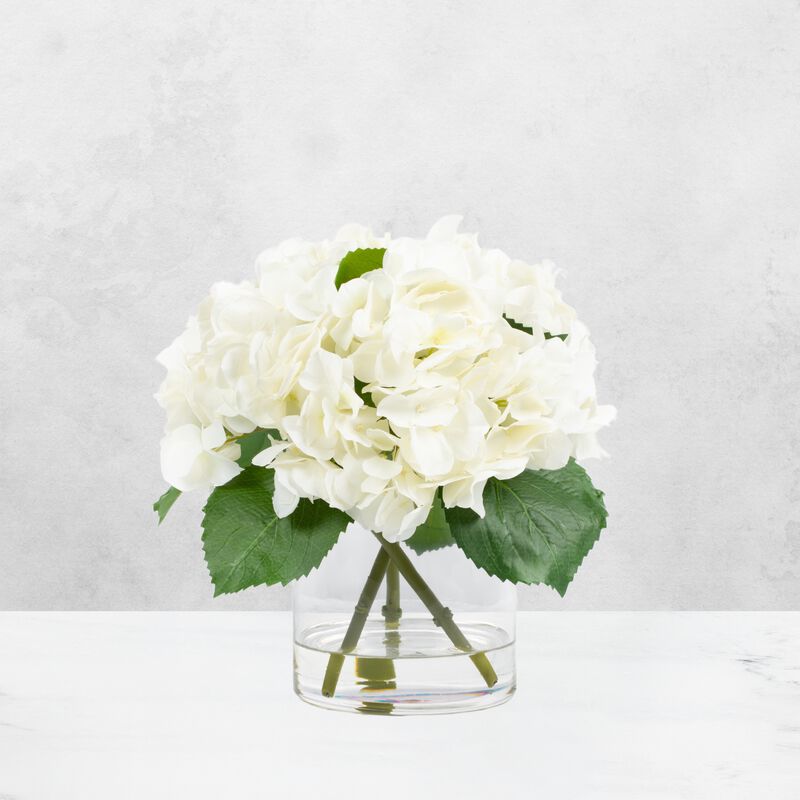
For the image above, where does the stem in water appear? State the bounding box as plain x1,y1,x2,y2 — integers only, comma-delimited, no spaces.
321,547,390,698
373,533,498,688
382,561,402,652
355,558,401,690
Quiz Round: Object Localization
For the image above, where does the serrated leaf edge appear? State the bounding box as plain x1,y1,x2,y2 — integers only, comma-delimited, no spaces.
445,465,608,596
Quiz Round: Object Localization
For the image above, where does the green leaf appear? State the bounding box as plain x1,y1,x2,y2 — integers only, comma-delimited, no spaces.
201,466,348,595
153,486,181,524
235,428,278,467
504,315,532,335
503,315,567,341
444,460,607,596
335,248,386,289
354,377,376,408
406,493,455,554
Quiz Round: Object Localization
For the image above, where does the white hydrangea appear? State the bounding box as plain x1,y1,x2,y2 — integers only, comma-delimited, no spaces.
156,217,615,541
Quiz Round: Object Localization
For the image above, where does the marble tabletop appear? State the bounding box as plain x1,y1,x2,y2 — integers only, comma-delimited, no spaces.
0,612,798,799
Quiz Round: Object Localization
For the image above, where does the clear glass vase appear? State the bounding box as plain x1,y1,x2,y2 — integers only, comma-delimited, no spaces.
293,524,516,715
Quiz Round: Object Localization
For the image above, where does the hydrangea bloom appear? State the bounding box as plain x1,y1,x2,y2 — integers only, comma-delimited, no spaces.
156,217,615,541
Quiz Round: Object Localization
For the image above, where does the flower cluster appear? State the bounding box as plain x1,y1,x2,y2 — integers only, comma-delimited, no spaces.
156,217,615,541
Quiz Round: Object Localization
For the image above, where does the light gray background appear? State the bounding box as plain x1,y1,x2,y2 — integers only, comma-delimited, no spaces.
2,1,798,610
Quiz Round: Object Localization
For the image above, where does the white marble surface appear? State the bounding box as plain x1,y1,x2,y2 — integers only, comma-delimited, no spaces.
0,612,798,798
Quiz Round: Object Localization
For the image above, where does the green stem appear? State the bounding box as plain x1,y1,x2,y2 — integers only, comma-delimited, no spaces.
356,561,400,686
321,547,390,698
383,563,402,623
385,562,401,618
382,561,402,654
374,532,498,688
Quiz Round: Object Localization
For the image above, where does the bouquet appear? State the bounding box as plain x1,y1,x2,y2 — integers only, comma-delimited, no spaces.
154,216,614,707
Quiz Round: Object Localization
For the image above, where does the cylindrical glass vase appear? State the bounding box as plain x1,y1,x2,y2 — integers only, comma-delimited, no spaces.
293,524,516,715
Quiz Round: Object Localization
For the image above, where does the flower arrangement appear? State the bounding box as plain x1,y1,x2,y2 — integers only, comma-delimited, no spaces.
154,216,614,708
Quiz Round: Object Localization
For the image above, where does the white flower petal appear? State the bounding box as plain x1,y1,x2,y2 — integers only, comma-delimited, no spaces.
160,425,203,484
273,479,300,518
201,422,227,451
155,217,614,525
252,440,291,467
426,215,463,241
401,427,454,477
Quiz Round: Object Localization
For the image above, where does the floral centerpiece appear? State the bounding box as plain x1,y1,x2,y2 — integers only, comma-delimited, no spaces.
154,216,614,714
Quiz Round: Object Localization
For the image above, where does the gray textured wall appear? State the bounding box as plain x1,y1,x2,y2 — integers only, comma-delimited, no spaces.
2,1,799,610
